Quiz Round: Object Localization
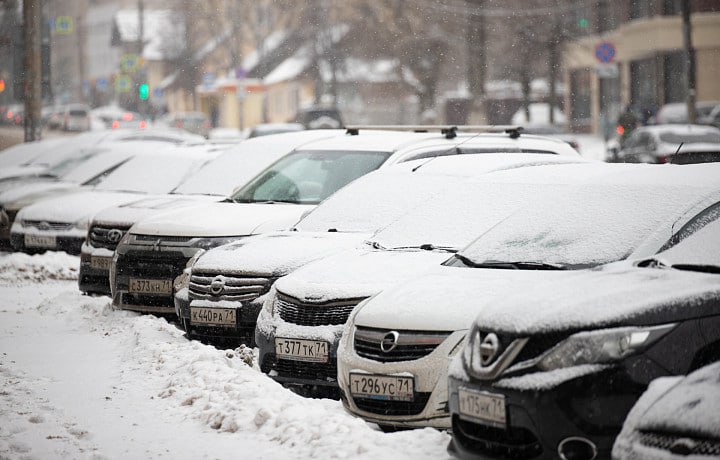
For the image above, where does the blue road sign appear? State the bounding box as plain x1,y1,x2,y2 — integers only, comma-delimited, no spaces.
595,41,616,64
96,78,108,91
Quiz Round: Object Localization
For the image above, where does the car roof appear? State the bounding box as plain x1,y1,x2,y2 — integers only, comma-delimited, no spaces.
296,131,439,153
637,124,720,136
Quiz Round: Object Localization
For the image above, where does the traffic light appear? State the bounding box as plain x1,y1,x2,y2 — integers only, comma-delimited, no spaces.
578,17,589,28
0,79,5,93
138,83,149,100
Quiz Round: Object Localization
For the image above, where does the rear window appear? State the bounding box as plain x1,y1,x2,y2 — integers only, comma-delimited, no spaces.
69,110,88,117
659,132,720,144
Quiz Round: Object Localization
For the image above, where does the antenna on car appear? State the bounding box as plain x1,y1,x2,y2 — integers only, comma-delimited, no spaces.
344,125,524,140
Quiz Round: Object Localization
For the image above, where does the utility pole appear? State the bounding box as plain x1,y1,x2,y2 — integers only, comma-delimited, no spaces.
136,0,144,114
466,0,486,123
682,0,696,124
23,0,41,141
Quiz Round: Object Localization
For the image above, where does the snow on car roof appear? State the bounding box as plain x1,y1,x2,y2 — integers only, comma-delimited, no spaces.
172,130,345,196
0,137,68,168
297,131,439,152
297,154,587,234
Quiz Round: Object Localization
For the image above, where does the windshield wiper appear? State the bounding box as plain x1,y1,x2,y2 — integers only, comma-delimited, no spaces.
467,261,567,270
390,243,458,253
671,264,720,274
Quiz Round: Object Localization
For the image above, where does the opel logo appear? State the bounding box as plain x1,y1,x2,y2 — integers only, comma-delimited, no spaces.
669,438,697,456
107,229,124,243
380,331,400,353
210,276,225,296
38,221,51,231
479,333,500,366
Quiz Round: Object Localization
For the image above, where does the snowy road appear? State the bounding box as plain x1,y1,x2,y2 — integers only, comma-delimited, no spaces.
0,252,451,460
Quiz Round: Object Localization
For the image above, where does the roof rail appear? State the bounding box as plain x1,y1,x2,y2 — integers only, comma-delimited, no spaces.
344,125,524,139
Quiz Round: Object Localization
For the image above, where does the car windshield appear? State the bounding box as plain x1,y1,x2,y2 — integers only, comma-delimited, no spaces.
231,150,390,204
94,153,209,194
647,212,720,270
449,183,711,269
659,132,720,144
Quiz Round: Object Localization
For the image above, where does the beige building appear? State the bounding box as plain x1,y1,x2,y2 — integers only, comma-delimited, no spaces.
563,1,720,134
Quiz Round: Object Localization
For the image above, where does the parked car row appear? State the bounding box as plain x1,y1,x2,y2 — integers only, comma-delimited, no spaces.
1,126,719,460
612,123,720,164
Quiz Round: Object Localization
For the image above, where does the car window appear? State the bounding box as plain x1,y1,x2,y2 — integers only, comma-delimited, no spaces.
232,150,390,205
659,132,720,144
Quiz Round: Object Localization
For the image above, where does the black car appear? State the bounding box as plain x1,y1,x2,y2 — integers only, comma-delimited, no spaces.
447,214,720,460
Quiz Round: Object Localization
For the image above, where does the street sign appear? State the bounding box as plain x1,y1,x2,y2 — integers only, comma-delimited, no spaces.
115,75,132,93
55,16,74,35
96,78,108,92
120,54,140,73
596,63,619,79
595,41,616,64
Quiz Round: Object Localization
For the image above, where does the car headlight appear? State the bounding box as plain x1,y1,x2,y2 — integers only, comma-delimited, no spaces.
193,236,246,251
537,323,676,371
75,217,90,230
174,249,206,293
262,286,277,317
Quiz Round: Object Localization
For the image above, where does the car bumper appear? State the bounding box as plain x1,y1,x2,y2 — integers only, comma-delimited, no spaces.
337,328,466,430
0,207,15,248
78,242,114,295
112,242,200,315
447,366,641,460
184,298,264,344
255,307,344,388
10,229,85,255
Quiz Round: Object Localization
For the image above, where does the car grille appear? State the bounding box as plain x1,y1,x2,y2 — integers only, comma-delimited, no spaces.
189,272,273,302
353,392,432,416
275,294,364,326
89,224,131,250
22,220,73,231
115,250,189,280
134,234,193,244
354,326,450,362
639,431,720,456
452,415,543,459
262,353,338,383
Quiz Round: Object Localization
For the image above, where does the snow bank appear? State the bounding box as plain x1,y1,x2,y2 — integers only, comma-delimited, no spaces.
0,251,79,283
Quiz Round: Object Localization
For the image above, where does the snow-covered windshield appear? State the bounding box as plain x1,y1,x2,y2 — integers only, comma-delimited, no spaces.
0,137,67,168
94,153,209,194
654,212,720,268
453,184,712,268
231,150,390,204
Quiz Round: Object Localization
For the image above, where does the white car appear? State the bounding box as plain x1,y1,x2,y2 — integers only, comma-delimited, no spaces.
255,161,720,404
181,152,585,344
10,146,218,255
78,132,334,295
617,124,720,164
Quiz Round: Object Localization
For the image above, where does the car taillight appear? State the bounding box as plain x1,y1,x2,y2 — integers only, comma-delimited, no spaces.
139,120,147,129
657,155,668,164
6,111,12,119
204,120,211,128
175,121,183,128
122,112,133,121
112,120,120,129
616,125,625,136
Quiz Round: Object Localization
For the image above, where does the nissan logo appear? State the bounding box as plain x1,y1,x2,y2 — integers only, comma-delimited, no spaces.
210,276,225,296
479,333,500,366
380,331,400,353
107,229,124,243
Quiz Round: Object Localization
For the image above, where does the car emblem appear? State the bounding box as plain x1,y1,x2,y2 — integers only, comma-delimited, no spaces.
304,294,323,302
38,221,51,231
107,229,124,243
479,333,500,366
210,276,225,296
380,331,400,353
669,438,697,456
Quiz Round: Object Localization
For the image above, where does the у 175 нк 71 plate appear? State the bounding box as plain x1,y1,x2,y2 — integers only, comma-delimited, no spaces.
349,373,414,401
458,387,506,428
128,278,172,295
275,338,329,363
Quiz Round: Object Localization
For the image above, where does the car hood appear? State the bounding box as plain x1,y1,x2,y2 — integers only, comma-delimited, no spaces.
129,202,314,237
15,190,148,224
0,182,82,209
0,176,57,194
274,248,451,303
92,194,221,228
0,165,48,181
467,263,720,335
352,267,545,332
193,231,370,276
632,361,720,440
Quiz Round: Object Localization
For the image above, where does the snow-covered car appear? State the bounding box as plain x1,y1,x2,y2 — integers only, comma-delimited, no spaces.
181,153,587,344
613,361,720,460
259,161,720,402
617,124,720,164
446,191,720,460
0,142,170,247
246,123,305,138
78,132,331,295
10,147,218,255
62,104,91,132
112,128,577,317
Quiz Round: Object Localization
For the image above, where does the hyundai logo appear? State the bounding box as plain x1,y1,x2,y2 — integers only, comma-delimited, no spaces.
38,221,51,231
210,276,225,296
479,333,500,366
380,331,400,353
107,229,124,243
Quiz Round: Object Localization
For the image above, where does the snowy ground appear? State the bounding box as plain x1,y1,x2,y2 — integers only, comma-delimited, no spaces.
0,252,451,460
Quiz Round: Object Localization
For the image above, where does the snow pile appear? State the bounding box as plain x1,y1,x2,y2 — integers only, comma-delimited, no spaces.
0,251,80,283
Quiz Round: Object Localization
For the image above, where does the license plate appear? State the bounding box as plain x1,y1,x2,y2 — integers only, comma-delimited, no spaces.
458,387,506,427
190,307,236,326
25,234,56,248
349,373,414,401
128,278,172,295
275,338,329,363
90,256,112,270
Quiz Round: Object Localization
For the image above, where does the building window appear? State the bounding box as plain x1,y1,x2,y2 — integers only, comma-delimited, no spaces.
663,51,687,103
597,0,618,33
631,0,657,19
570,69,592,126
663,0,682,15
631,57,659,114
